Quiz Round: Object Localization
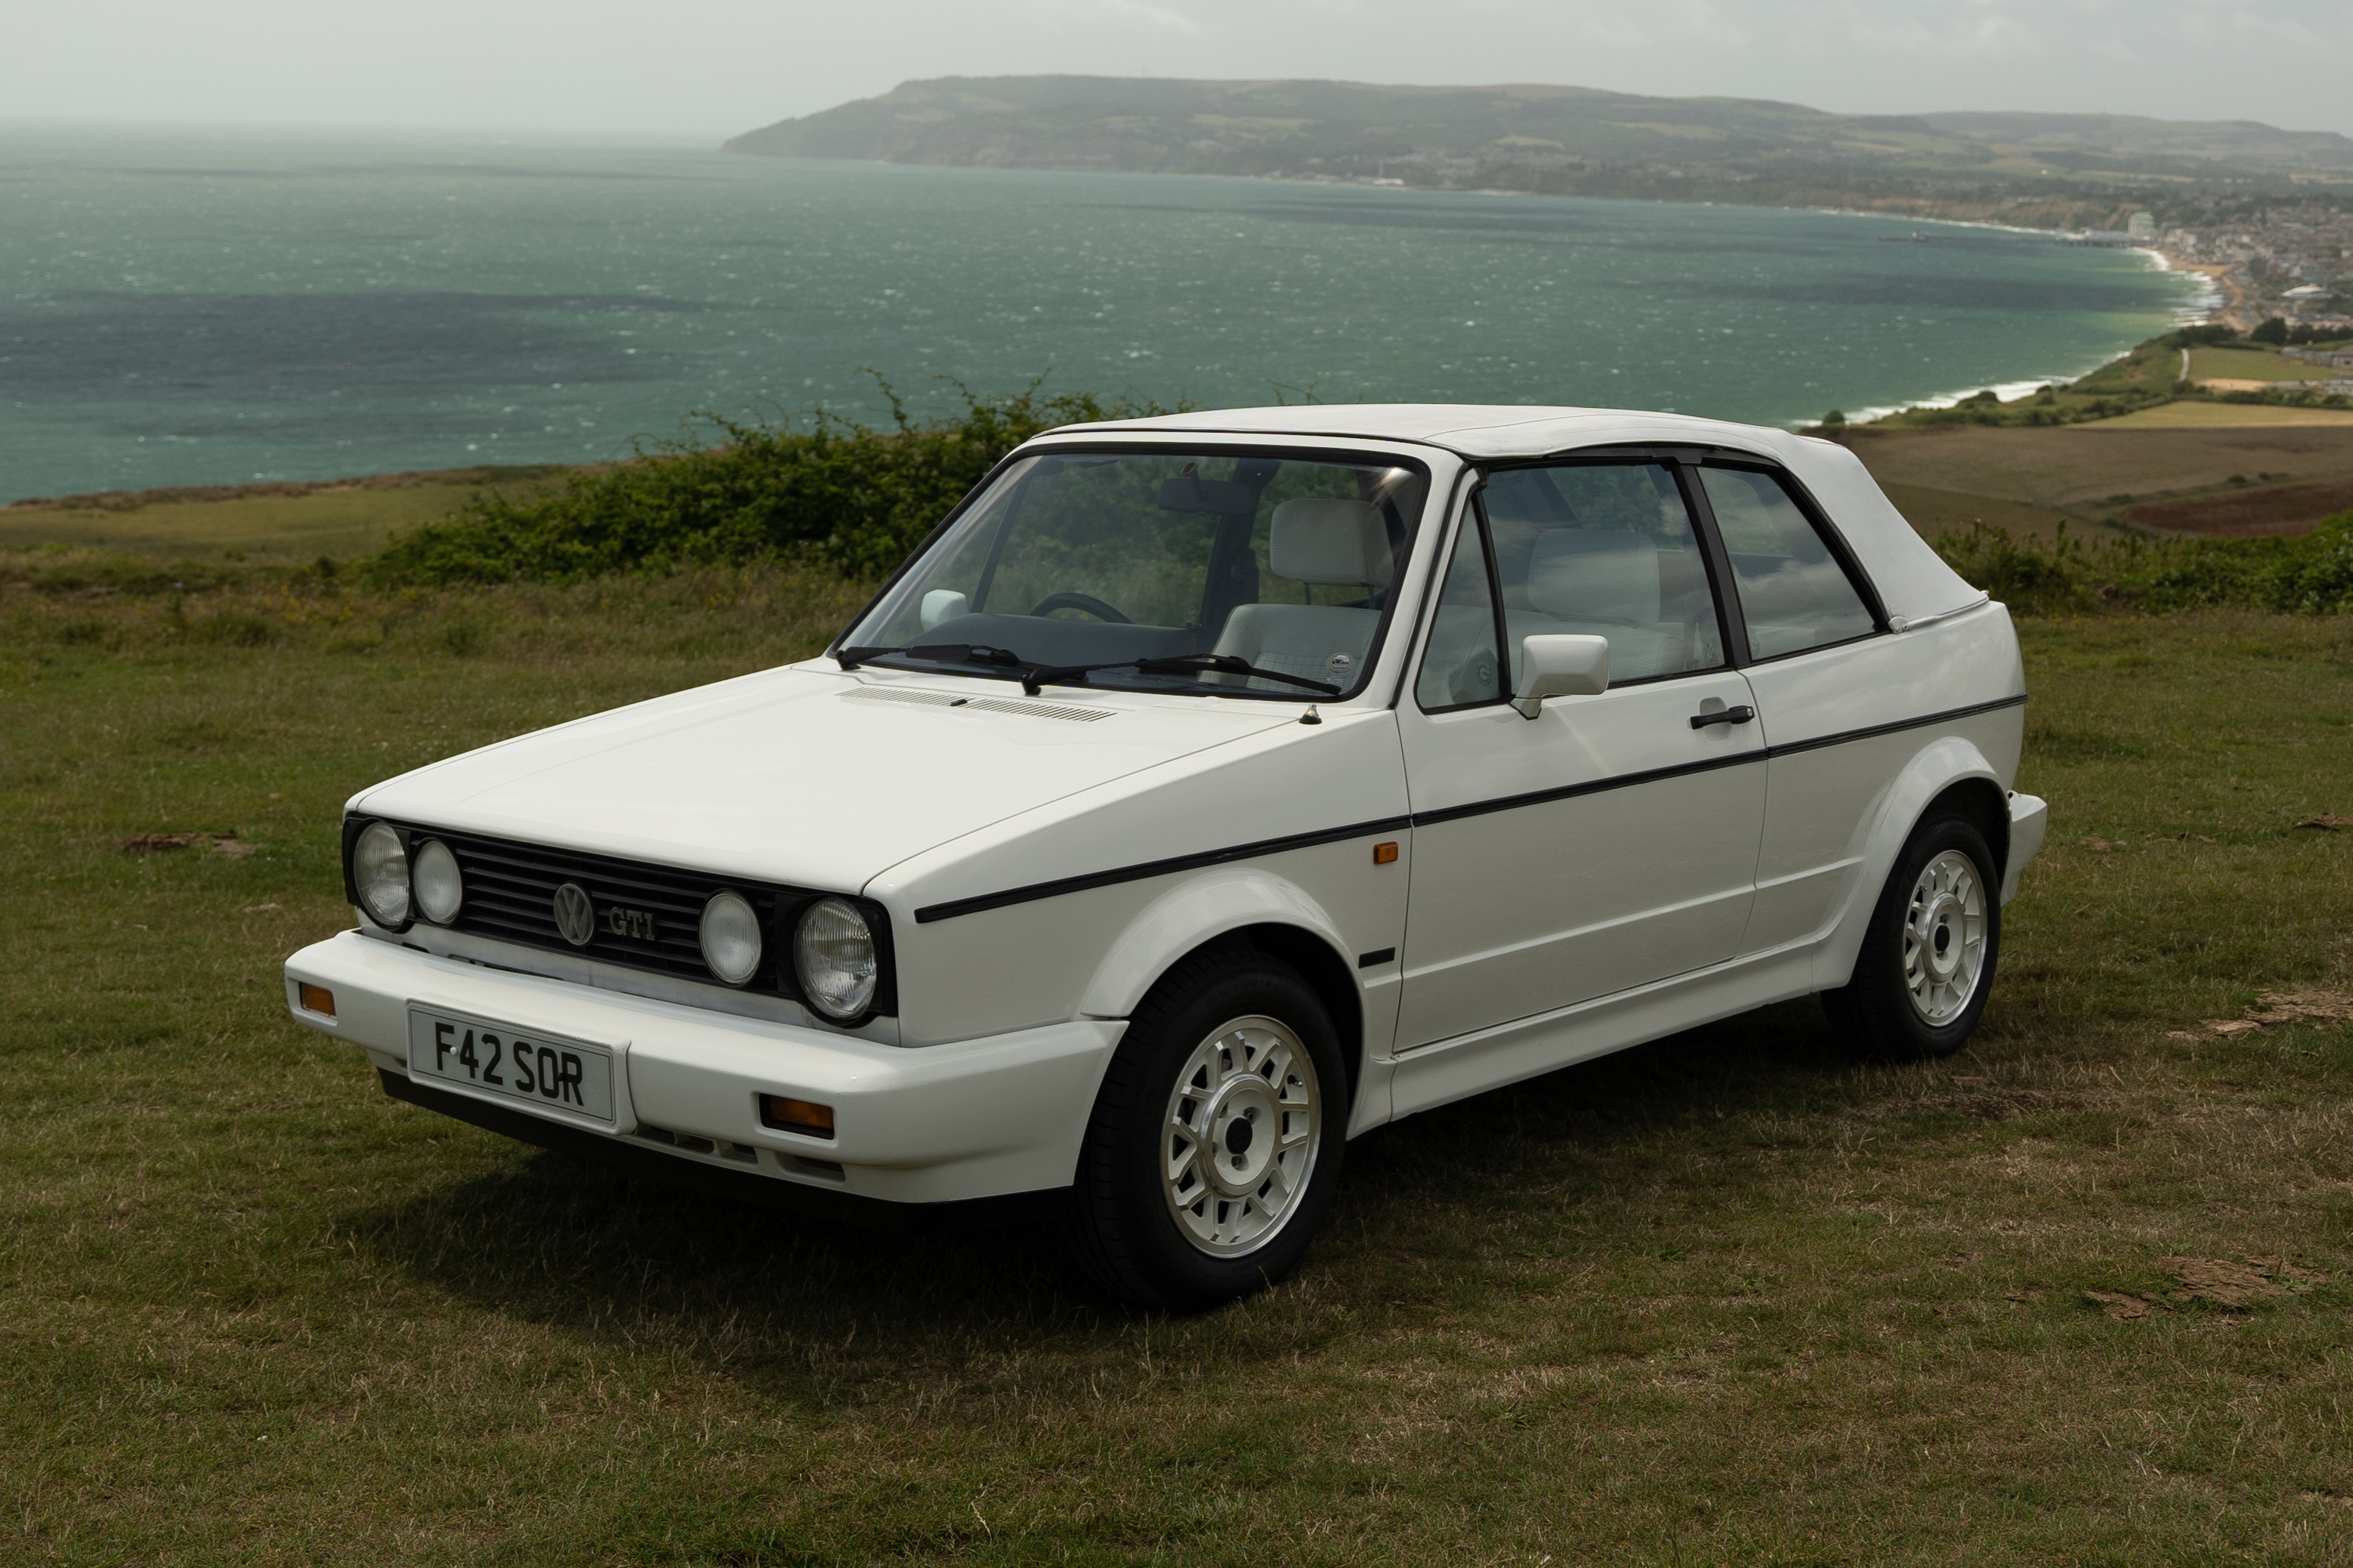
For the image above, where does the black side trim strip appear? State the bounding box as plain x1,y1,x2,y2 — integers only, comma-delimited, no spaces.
912,813,1413,924
909,694,2026,923
1412,747,1765,828
376,1070,1058,1232
1763,693,2025,759
1357,947,1397,968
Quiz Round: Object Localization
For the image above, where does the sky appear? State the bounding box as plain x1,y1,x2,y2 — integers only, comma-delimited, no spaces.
8,0,2352,142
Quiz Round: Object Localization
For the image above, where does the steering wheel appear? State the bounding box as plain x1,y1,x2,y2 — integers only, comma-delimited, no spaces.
1028,591,1132,624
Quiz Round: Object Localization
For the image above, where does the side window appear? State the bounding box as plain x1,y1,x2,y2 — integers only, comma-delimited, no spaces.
1698,468,1876,659
1414,511,1504,711
1481,461,1726,686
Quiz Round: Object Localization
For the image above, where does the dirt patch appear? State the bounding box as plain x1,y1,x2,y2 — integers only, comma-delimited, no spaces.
2297,815,2353,831
2161,1255,2326,1305
120,832,253,858
2123,477,2353,536
2192,989,2353,1037
2087,1257,2327,1318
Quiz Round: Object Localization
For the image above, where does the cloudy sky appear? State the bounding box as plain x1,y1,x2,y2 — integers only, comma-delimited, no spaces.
11,0,2351,140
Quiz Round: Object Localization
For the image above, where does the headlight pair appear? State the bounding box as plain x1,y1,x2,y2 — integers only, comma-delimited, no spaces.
345,821,882,1022
701,891,878,1022
352,822,462,928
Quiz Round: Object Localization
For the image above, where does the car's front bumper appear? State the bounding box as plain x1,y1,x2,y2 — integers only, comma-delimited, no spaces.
284,930,1123,1207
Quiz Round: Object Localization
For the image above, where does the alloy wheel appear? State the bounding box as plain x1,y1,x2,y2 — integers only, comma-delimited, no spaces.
1159,1014,1322,1257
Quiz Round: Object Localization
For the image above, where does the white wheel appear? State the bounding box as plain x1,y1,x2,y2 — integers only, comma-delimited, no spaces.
1159,1015,1323,1258
1904,848,1988,1026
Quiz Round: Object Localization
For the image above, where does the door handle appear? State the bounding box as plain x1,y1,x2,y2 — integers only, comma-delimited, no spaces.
1690,705,1755,730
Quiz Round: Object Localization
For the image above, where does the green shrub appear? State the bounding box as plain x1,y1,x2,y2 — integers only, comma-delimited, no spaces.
1931,512,2353,616
368,380,1175,587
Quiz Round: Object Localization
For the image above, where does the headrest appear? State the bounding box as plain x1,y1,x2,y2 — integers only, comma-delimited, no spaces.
1270,498,1392,588
1527,529,1660,624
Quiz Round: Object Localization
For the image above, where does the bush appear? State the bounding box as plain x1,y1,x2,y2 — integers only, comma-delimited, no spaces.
368,380,1174,586
2250,316,2290,346
1931,513,2353,616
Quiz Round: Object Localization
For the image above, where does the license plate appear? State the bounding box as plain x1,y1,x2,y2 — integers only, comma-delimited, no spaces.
407,1007,616,1125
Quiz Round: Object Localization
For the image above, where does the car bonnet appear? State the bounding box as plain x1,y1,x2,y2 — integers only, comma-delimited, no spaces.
350,664,1303,893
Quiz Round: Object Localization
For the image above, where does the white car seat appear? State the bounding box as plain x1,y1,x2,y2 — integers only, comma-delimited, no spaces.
1511,529,1685,682
1209,498,1391,690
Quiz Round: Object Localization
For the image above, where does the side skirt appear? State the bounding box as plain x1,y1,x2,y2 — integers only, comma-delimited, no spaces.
1383,943,1820,1123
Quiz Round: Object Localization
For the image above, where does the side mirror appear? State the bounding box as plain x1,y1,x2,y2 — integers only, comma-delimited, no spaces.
919,589,969,630
1512,634,1610,718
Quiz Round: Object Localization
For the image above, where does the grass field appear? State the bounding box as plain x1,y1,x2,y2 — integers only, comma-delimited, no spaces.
5,557,2351,1564
0,467,570,563
1840,423,2353,537
2089,404,2353,431
2188,346,2342,387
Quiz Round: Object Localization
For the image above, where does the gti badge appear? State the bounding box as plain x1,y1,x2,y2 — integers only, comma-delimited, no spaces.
552,882,596,947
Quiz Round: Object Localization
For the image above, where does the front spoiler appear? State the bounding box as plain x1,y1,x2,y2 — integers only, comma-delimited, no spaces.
375,1069,1061,1232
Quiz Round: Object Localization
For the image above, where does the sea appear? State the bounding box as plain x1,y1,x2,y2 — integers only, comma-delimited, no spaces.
0,126,2203,503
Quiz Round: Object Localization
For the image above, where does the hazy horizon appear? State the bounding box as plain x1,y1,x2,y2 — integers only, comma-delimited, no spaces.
7,1,2351,142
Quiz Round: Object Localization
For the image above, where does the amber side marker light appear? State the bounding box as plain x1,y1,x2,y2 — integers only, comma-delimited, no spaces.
1373,841,1400,865
760,1095,835,1139
298,983,336,1018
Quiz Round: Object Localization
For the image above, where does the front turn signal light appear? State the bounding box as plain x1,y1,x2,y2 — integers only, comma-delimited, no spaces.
761,1094,835,1138
298,983,336,1017
1373,841,1400,865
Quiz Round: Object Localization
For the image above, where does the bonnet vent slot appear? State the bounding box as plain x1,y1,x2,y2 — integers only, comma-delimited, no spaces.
841,687,1113,722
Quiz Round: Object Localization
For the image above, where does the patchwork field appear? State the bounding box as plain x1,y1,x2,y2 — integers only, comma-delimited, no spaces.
3,551,2350,1564
1842,421,2353,538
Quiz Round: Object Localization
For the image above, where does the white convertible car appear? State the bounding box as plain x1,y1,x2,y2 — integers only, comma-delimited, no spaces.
286,405,2046,1309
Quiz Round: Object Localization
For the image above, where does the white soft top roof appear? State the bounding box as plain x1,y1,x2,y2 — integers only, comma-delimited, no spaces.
1048,404,1986,626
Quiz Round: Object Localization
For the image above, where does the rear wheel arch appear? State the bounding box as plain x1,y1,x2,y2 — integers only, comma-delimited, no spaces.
1928,776,2010,881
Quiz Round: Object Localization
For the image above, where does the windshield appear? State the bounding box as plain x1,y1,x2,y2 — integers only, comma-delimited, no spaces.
838,448,1431,699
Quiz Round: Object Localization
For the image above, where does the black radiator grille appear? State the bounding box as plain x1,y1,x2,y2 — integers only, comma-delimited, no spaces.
424,827,804,993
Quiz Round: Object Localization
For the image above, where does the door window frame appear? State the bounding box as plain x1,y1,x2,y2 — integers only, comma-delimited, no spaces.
1410,452,1750,713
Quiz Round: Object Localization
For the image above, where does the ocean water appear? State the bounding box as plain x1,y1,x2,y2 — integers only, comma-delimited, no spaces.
0,127,2197,503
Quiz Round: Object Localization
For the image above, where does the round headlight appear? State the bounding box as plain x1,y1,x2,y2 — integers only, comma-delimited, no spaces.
352,822,410,927
793,897,877,1020
699,889,764,986
412,839,464,924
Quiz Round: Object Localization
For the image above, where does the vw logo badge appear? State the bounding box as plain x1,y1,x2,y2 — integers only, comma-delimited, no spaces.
552,882,596,947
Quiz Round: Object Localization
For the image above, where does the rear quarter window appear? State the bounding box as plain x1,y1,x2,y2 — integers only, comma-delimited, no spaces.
1699,467,1876,659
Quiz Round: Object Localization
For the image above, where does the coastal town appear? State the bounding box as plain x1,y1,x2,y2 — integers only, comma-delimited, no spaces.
2132,199,2353,335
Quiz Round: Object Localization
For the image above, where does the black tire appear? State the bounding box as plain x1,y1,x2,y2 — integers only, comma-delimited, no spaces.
1823,810,2002,1062
1064,948,1348,1311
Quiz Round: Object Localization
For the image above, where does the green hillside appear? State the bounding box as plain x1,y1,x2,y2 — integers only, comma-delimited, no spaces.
725,77,2353,225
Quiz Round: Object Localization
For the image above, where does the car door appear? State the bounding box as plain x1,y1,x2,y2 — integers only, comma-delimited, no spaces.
1394,458,1768,1052
1687,461,1913,954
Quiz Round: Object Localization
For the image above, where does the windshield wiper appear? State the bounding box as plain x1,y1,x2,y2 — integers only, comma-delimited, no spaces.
837,643,1047,681
1021,654,1341,697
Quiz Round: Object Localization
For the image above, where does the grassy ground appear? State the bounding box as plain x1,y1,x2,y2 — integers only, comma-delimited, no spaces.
0,467,572,563
5,559,2351,1564
2090,404,2353,431
2188,346,2342,387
